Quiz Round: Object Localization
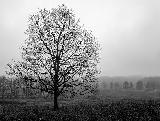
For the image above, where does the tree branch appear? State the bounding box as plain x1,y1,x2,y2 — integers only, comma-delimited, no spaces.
58,66,82,95
38,30,56,63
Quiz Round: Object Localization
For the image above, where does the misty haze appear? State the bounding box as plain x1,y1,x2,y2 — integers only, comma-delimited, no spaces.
0,0,160,120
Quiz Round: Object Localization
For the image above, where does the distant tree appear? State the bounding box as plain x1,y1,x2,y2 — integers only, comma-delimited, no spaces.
11,77,27,98
102,80,107,89
136,80,143,90
129,82,134,89
114,82,120,90
0,76,7,98
145,81,156,91
6,4,100,110
110,82,113,89
123,81,129,89
0,77,4,98
11,79,20,98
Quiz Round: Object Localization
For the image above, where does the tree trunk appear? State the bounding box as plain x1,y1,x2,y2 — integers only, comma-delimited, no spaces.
54,91,59,111
53,72,59,111
53,54,60,111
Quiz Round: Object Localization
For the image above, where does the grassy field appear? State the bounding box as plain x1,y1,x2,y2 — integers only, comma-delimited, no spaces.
0,90,160,121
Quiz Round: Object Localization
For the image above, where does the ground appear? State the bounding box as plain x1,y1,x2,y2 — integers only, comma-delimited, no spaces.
0,90,160,121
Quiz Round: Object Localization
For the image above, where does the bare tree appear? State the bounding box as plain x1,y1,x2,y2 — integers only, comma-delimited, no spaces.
136,80,143,90
123,81,129,89
6,4,100,110
129,82,133,89
110,82,113,90
114,82,120,90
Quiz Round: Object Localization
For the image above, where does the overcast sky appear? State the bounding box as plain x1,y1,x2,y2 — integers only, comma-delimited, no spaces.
0,0,160,76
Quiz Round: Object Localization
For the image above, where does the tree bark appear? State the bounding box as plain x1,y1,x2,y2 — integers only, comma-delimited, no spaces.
53,73,59,111
53,53,60,111
54,91,59,111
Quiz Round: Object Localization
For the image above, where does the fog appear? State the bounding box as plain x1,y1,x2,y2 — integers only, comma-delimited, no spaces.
0,0,160,76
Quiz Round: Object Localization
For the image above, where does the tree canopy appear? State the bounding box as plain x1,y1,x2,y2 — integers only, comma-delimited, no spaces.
6,4,100,110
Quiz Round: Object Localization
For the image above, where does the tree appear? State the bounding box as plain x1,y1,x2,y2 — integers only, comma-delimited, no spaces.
110,82,113,89
123,81,129,89
129,82,133,89
145,81,156,91
6,4,100,110
114,82,120,90
136,80,143,90
0,76,7,98
102,80,107,89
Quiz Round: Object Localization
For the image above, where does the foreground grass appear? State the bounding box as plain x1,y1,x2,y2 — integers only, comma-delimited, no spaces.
0,97,160,121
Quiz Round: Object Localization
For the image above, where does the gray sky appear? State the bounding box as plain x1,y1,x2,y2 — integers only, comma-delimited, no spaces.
0,0,160,76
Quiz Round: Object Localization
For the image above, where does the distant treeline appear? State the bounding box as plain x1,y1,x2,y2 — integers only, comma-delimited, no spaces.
99,77,160,91
1,75,160,99
0,76,52,99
